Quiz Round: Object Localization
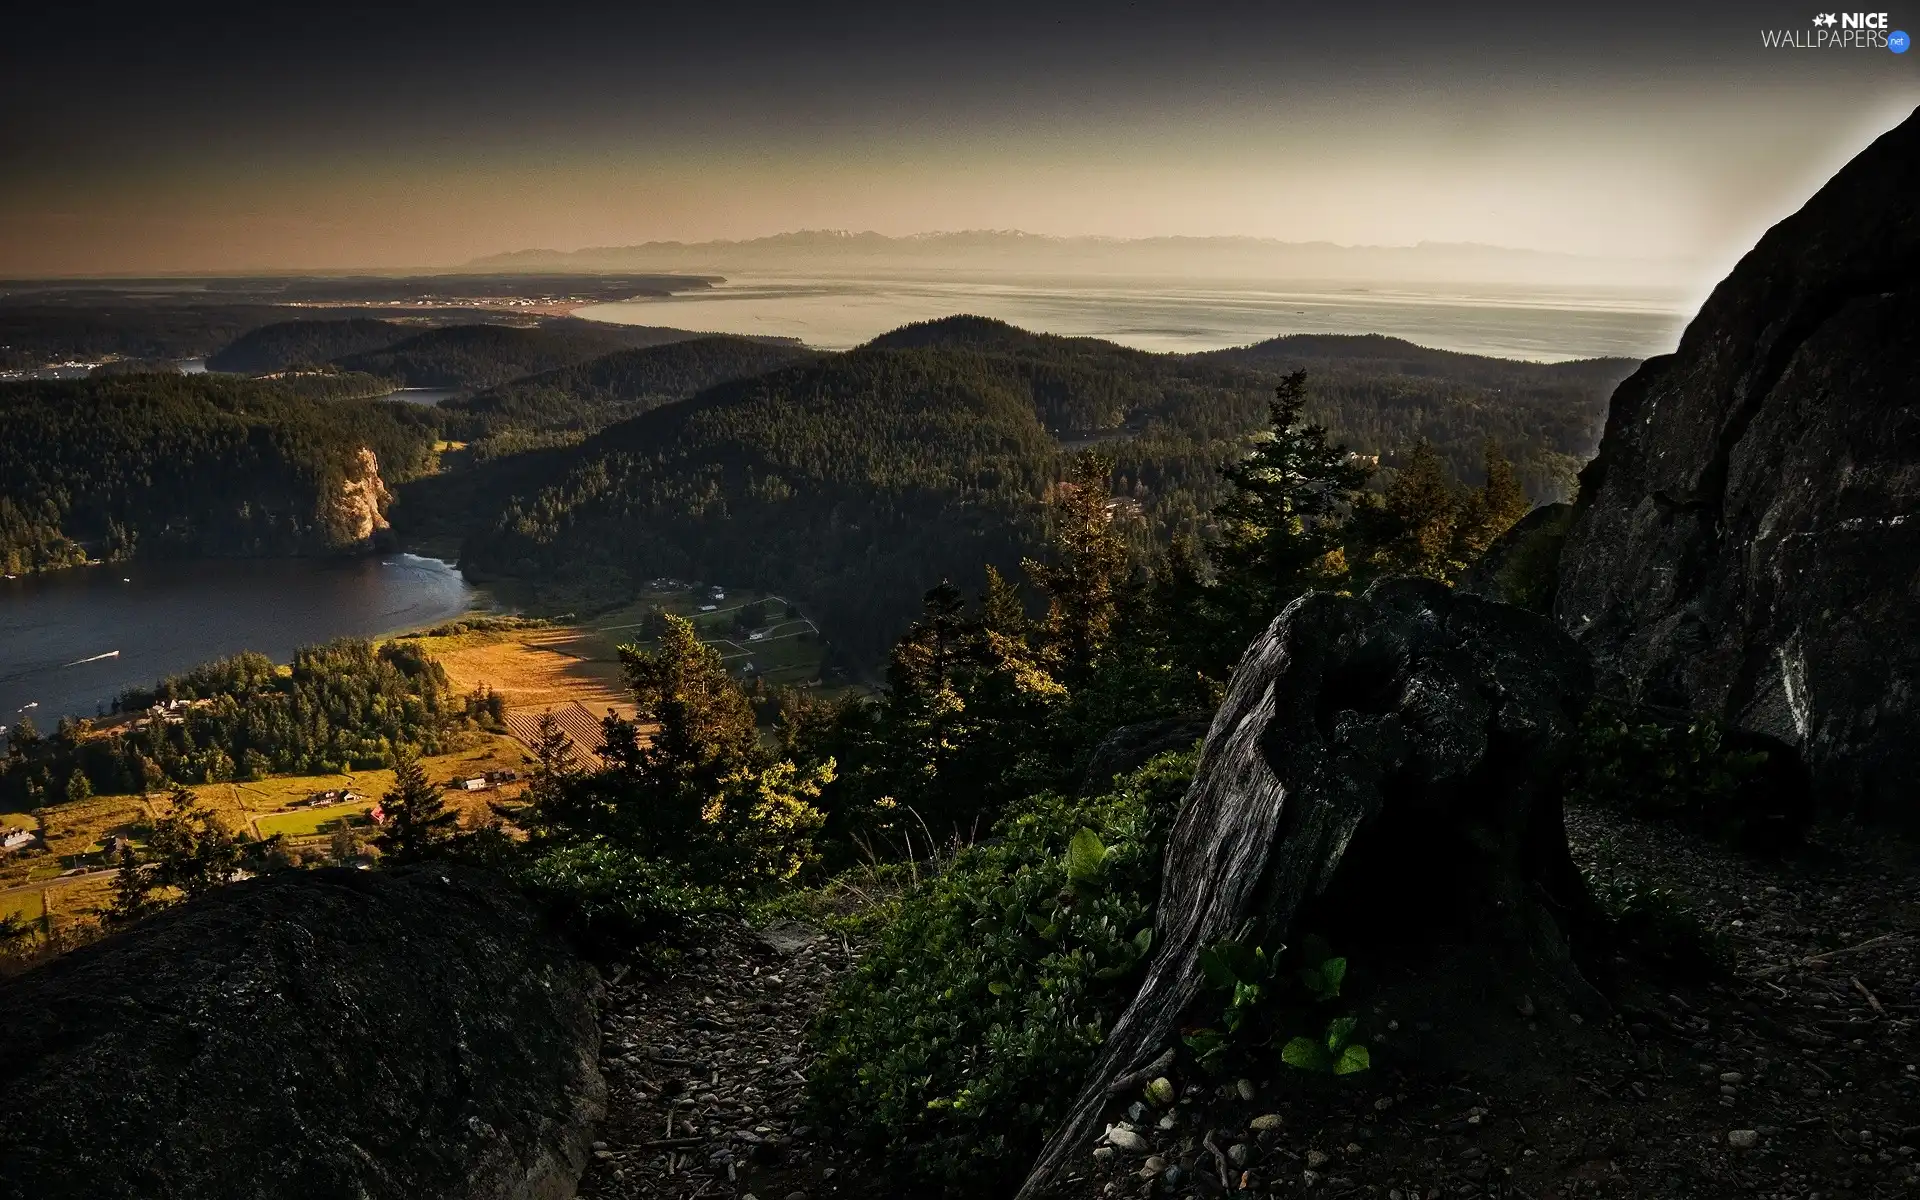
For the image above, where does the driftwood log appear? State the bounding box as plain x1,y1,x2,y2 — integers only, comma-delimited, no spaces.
1018,578,1602,1198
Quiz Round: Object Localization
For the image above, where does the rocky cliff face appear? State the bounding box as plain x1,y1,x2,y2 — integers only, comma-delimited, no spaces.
324,445,393,546
1554,107,1920,828
0,866,604,1200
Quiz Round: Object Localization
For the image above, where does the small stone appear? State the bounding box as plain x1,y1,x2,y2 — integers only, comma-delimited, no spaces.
1728,1129,1760,1149
784,1193,808,1200
1161,1163,1188,1188
1156,1112,1176,1131
1145,1076,1177,1107
1250,1113,1284,1132
1092,1146,1115,1169
1516,994,1536,1018
1140,1154,1169,1178
1301,1169,1321,1186
590,1140,608,1151
592,1149,613,1160
1719,1071,1744,1084
1306,1150,1330,1168
1235,1077,1257,1102
1127,1101,1149,1123
1228,1142,1250,1167
1345,1142,1361,1155
1373,1096,1394,1112
1107,1127,1149,1153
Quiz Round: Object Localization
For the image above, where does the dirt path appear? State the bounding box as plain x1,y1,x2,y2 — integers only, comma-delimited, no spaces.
578,923,867,1200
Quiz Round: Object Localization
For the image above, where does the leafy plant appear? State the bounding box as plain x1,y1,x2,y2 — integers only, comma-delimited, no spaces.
1586,871,1728,979
805,750,1192,1195
1565,699,1803,850
514,838,739,951
1281,1016,1371,1076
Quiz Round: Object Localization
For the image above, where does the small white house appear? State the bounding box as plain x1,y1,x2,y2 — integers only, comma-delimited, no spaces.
1,827,33,852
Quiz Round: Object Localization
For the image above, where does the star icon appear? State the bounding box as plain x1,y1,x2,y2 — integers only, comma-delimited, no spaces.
1813,12,1838,26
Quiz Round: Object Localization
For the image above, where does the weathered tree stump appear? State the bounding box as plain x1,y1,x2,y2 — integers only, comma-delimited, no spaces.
1019,578,1603,1197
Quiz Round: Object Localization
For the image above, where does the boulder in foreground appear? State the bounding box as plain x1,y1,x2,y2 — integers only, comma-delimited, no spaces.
0,865,604,1200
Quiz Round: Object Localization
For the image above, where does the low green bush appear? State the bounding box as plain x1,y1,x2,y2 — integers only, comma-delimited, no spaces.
514,838,739,953
1587,872,1729,979
1565,699,1805,850
805,750,1193,1195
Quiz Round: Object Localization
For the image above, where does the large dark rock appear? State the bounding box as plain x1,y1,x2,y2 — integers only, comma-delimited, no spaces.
1554,107,1920,828
0,866,604,1200
1020,579,1599,1197
1458,501,1573,613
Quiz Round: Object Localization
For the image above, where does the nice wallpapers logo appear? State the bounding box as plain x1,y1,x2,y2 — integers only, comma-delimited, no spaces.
1762,12,1911,50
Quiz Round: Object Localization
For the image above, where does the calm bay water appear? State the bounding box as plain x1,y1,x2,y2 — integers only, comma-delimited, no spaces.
581,273,1693,362
0,555,483,725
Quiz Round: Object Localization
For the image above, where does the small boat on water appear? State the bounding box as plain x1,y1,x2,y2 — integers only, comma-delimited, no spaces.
65,650,121,666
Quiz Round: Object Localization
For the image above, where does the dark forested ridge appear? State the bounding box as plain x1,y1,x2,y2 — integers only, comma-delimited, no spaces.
0,375,438,574
1203,333,1640,499
0,305,296,371
442,336,820,437
450,317,1633,663
332,319,778,391
460,345,1065,661
206,318,415,374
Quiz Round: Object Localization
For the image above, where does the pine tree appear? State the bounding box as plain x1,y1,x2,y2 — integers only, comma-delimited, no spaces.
594,614,765,843
145,785,243,899
1449,438,1531,566
1171,373,1374,679
521,709,582,836
374,745,456,862
106,842,159,925
1363,441,1462,581
1023,452,1130,685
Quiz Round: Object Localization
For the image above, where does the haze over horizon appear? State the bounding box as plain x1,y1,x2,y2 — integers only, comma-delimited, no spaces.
5,1,1916,291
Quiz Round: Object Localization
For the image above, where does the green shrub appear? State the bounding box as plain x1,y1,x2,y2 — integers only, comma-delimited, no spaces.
1564,699,1803,850
1587,872,1728,979
515,838,739,952
805,750,1193,1195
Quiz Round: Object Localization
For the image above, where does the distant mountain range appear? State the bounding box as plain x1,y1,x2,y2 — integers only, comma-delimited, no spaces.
467,231,1697,290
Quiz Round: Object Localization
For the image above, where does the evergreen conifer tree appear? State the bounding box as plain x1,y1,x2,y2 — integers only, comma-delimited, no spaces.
373,745,456,862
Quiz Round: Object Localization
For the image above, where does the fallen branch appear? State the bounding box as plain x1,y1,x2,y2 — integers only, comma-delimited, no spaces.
1752,934,1913,977
1852,975,1887,1018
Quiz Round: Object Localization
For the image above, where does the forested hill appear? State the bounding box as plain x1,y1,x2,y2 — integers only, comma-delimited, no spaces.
332,320,768,390
460,346,1070,661
1203,333,1640,497
441,336,819,437
206,318,414,374
0,375,438,575
453,317,1637,663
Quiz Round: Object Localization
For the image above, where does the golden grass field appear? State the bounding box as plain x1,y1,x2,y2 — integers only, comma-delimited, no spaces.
0,734,535,933
427,629,636,718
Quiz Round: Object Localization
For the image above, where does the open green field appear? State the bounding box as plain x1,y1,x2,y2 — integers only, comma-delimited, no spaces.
580,583,827,689
1,889,43,924
255,801,377,840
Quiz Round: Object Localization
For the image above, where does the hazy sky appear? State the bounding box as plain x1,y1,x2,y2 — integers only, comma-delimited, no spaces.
3,1,1915,281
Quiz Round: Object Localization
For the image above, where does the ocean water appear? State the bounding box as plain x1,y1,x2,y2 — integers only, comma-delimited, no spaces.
580,273,1693,362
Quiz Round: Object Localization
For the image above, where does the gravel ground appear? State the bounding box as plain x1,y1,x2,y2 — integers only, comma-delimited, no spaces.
578,808,1918,1200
